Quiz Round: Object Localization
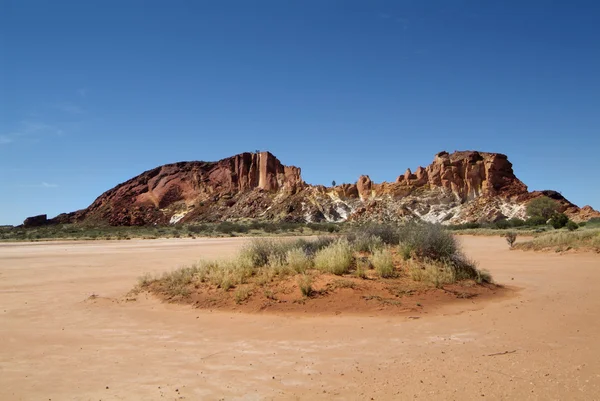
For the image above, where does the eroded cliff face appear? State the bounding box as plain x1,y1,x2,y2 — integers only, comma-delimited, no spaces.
52,152,303,226
356,151,528,202
43,150,598,226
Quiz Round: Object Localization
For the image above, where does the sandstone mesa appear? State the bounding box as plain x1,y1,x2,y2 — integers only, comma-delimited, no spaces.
24,150,599,227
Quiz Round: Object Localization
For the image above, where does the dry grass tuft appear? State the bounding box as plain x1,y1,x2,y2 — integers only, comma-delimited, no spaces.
371,248,395,278
313,239,354,275
408,259,455,288
298,274,313,297
234,286,253,304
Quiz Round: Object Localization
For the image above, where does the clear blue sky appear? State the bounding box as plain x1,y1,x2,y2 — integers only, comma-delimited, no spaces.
1,0,599,225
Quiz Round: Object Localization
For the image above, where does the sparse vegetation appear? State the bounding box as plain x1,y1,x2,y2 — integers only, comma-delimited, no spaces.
298,274,313,297
330,279,357,289
234,286,252,304
515,228,600,252
0,221,345,242
135,222,495,308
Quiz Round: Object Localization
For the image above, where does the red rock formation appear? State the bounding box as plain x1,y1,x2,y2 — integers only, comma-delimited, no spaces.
40,150,598,226
58,152,303,226
356,175,372,199
423,151,528,200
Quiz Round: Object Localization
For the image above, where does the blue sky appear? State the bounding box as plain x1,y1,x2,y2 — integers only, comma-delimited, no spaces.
1,0,599,225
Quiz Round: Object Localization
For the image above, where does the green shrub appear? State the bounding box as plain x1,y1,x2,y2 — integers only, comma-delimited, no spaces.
446,222,481,230
450,254,486,282
293,236,335,256
215,221,238,234
187,224,209,234
239,238,291,267
262,223,277,233
549,213,569,229
494,220,511,229
508,218,526,227
314,239,354,275
397,222,457,261
348,233,384,253
371,248,395,278
358,223,400,244
566,221,579,231
399,243,413,260
527,197,558,220
525,216,547,226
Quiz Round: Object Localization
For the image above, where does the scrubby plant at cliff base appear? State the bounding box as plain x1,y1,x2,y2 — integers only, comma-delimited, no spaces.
515,229,600,252
135,223,494,306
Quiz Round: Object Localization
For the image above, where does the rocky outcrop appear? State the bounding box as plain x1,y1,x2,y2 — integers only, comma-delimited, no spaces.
356,176,372,200
23,214,48,228
40,150,599,226
55,152,304,226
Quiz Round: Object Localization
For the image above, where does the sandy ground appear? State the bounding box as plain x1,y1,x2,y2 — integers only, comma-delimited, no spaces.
1,237,599,400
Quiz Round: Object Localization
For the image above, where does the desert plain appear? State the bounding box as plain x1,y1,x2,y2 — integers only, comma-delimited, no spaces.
1,236,599,400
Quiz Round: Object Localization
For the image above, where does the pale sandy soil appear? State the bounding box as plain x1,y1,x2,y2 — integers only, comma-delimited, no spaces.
1,236,599,400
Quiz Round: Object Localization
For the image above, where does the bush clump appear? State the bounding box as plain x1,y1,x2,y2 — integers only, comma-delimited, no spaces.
397,222,458,260
349,233,384,253
527,197,559,220
137,222,495,305
285,248,312,273
371,248,395,278
313,238,354,275
549,213,569,229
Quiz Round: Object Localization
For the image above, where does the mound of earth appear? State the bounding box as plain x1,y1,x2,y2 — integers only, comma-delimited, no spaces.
30,150,599,226
133,273,503,315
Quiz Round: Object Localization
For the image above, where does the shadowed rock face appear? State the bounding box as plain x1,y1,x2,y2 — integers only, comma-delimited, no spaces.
40,150,598,226
23,214,48,228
